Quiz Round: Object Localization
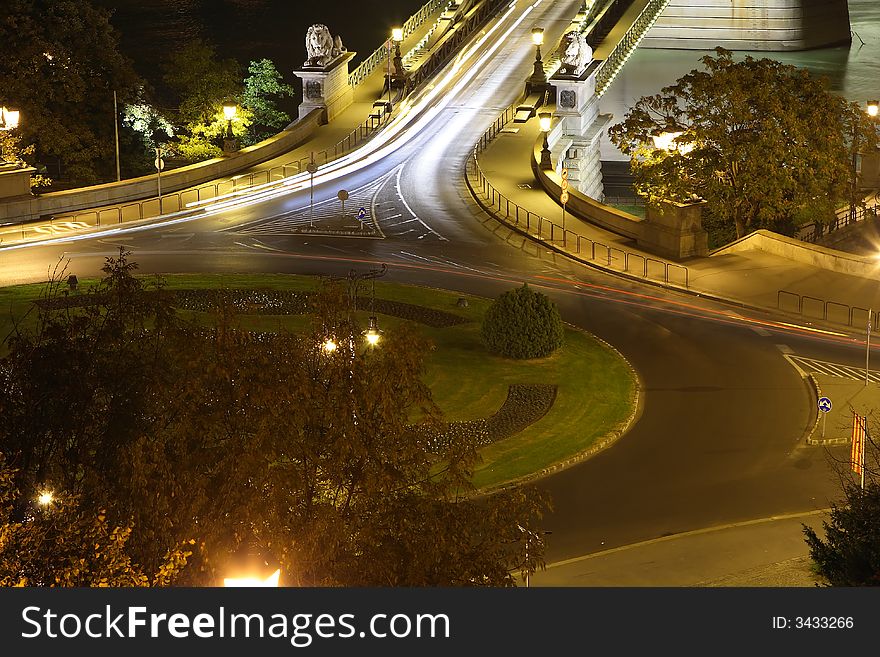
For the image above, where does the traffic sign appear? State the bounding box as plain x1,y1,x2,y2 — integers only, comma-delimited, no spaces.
337,190,349,202
357,207,367,221
561,168,569,180
154,158,165,171
818,397,832,413
560,190,570,205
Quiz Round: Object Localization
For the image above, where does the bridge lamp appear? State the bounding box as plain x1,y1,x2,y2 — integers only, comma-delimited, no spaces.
539,112,553,170
37,490,54,507
529,28,547,89
868,100,879,118
0,106,20,131
322,338,338,354
223,569,281,587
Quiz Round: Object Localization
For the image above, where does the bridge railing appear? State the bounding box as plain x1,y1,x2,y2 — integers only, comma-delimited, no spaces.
796,204,878,243
465,100,689,289
595,0,671,97
348,0,451,88
50,111,391,230
778,289,880,330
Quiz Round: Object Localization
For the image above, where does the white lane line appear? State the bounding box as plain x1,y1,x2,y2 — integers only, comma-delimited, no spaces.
385,214,403,220
395,164,447,242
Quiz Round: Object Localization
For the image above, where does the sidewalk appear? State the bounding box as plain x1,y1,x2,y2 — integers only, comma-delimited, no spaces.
476,113,880,330
532,511,827,587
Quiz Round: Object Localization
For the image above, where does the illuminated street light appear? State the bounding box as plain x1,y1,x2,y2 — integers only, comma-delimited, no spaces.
528,27,547,91
868,100,879,118
539,112,553,170
0,106,20,131
322,338,338,353
37,491,54,507
223,569,281,587
363,316,382,346
222,100,238,154
392,27,404,43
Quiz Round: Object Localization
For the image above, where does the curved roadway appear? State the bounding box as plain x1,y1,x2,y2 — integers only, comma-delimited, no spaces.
0,0,858,570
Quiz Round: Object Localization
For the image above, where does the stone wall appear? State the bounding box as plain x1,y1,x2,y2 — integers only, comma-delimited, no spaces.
642,0,851,51
711,229,879,276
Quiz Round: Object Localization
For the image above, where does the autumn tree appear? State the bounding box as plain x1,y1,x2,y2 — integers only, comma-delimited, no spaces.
609,48,878,244
0,456,191,587
0,255,547,586
0,0,142,184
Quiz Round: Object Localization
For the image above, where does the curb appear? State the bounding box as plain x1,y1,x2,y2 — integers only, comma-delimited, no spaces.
476,323,642,496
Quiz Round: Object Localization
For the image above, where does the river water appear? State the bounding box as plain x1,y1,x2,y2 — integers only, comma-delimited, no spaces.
600,0,880,159
102,0,878,157
101,0,428,78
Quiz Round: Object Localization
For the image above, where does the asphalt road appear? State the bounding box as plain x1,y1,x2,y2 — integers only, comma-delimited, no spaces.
0,0,860,567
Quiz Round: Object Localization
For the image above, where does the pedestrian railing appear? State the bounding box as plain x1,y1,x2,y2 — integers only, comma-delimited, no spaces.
777,289,880,330
595,0,671,97
465,101,689,289
348,0,451,88
797,204,878,243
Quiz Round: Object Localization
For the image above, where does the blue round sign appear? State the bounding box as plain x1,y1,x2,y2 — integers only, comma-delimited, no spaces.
357,207,367,221
818,397,832,413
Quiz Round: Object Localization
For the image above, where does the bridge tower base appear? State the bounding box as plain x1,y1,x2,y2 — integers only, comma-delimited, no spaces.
294,52,356,124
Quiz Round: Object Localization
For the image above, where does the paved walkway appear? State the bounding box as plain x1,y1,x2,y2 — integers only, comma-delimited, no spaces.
476,113,880,331
532,511,827,587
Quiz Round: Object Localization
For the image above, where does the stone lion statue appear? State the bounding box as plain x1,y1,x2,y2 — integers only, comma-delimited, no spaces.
305,24,347,67
559,31,592,76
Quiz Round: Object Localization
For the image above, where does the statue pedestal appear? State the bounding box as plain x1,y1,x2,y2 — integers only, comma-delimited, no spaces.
549,61,607,201
638,200,709,259
0,163,35,199
295,51,356,124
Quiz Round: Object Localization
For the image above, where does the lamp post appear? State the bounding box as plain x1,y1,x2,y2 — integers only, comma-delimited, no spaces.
392,27,405,78
223,100,238,154
528,27,547,93
539,112,553,170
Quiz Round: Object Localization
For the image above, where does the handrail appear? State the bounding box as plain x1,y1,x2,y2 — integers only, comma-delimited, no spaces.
348,0,451,88
465,98,689,289
595,0,671,97
777,288,880,330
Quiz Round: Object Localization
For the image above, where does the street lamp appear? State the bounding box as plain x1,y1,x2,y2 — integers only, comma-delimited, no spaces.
528,27,547,91
391,27,406,79
868,100,879,119
539,112,553,170
222,100,238,154
36,490,54,507
363,316,382,346
322,338,338,353
0,106,20,131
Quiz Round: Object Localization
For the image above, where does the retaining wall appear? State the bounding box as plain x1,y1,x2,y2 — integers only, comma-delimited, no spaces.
711,229,880,277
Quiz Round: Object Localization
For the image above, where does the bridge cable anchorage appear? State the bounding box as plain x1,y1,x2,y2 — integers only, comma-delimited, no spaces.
595,0,672,97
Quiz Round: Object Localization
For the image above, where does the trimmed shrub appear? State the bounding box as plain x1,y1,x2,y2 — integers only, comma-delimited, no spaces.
481,284,564,359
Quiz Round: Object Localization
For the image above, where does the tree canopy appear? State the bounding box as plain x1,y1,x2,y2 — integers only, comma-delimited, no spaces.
0,253,547,586
0,0,142,183
609,48,878,244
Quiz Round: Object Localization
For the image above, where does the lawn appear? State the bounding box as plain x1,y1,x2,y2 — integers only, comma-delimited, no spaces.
0,274,637,490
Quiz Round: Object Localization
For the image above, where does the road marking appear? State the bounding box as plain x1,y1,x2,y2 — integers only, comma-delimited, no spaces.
787,354,880,382
394,164,447,241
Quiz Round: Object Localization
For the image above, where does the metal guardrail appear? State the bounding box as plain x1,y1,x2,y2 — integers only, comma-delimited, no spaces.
348,0,450,88
595,0,671,97
466,102,689,289
797,204,878,243
52,111,391,229
778,289,880,330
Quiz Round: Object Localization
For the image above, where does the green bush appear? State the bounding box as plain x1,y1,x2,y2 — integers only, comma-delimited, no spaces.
481,284,564,359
